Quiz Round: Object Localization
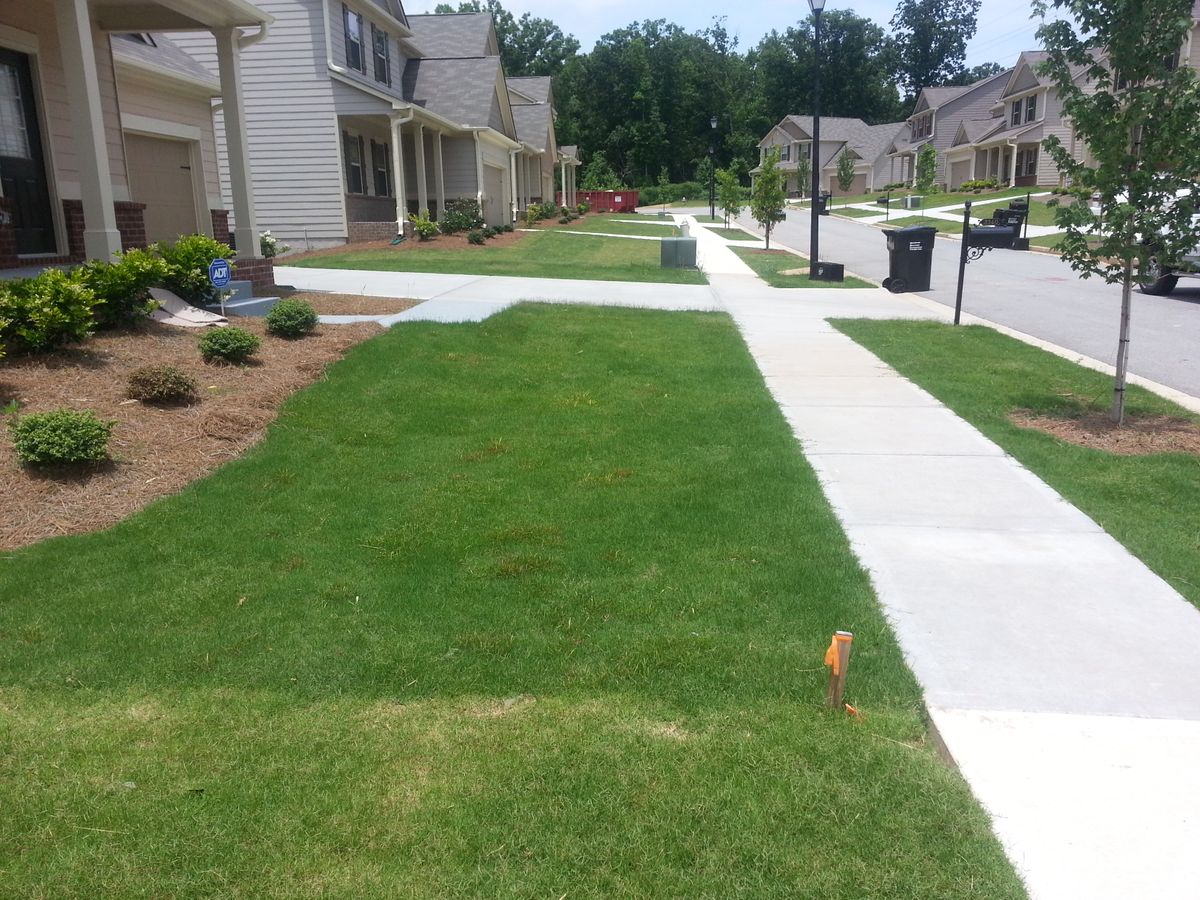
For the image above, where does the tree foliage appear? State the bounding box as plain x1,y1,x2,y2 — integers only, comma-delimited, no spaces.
1035,0,1200,422
835,151,857,198
715,167,746,227
949,61,1007,86
750,148,786,250
914,144,938,193
579,151,624,190
889,0,983,101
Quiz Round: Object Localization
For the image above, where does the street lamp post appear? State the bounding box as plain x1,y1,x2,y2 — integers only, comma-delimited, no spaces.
709,114,718,220
808,0,825,279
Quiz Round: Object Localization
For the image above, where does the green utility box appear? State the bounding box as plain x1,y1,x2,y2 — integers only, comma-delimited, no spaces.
661,237,697,269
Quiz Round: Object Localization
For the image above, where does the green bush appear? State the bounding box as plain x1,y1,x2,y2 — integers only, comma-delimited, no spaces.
960,179,1000,192
577,202,590,214
126,365,198,404
440,199,484,234
467,230,486,245
156,234,234,305
259,230,289,258
558,216,570,224
76,248,166,329
10,408,114,466
498,223,514,233
0,269,98,353
638,181,702,208
266,298,318,338
198,326,261,363
409,210,439,241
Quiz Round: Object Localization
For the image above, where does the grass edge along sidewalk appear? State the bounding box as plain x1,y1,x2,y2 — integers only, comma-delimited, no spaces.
0,305,1023,898
834,319,1200,613
732,245,877,289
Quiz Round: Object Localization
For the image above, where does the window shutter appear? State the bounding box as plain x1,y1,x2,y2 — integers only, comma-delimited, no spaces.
385,143,392,197
342,129,352,193
358,135,365,193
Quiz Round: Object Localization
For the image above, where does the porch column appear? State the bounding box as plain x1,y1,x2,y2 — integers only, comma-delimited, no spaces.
54,0,121,260
390,116,407,232
523,155,531,206
432,131,445,220
214,27,261,257
560,160,566,206
1009,145,1018,185
569,166,576,207
413,123,429,215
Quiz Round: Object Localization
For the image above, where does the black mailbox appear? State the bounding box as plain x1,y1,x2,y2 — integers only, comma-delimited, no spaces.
820,192,833,216
969,225,1016,249
876,196,890,206
992,207,1025,228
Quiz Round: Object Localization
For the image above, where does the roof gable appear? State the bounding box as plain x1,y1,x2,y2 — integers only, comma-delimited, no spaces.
403,56,510,132
406,12,496,58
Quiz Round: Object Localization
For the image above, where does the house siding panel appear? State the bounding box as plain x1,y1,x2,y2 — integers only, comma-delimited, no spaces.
171,0,349,244
442,137,477,196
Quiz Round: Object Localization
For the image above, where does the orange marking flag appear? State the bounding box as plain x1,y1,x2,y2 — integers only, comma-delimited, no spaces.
824,636,841,675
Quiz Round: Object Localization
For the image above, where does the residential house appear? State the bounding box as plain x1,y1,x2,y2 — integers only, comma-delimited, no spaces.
886,69,1011,189
171,4,563,249
752,115,905,198
1,0,271,287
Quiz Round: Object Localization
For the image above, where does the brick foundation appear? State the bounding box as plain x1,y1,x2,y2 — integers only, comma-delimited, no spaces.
62,200,147,260
0,197,16,269
234,256,276,294
348,220,399,244
211,209,231,245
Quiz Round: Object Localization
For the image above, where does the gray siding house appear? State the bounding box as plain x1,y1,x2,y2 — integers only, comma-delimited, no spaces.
171,3,561,248
752,115,905,197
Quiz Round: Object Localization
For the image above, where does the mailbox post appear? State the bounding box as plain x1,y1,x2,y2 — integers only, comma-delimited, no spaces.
953,200,1019,325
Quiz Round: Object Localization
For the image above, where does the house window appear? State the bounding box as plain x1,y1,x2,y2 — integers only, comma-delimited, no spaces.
780,144,790,162
1016,148,1038,177
371,24,390,85
1011,101,1022,126
343,5,364,73
343,130,365,194
1025,95,1037,122
0,63,31,158
371,139,392,196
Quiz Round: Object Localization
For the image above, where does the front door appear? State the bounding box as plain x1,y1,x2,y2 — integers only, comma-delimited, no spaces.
0,48,54,254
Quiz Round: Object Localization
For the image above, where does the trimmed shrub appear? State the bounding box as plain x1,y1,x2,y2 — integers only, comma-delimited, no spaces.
266,298,318,338
498,223,514,233
260,230,289,258
558,216,570,224
10,408,114,465
0,269,98,354
440,198,484,234
198,326,261,363
960,179,1000,192
467,230,486,245
127,365,198,404
156,234,234,305
409,210,439,241
638,180,701,208
76,248,166,329
577,202,590,214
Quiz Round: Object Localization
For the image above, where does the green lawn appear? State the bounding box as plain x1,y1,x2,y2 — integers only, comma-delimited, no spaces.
947,200,1061,227
705,226,759,240
834,320,1200,611
1029,232,1068,249
293,220,704,284
0,306,1023,897
832,206,885,218
878,216,961,235
732,246,878,289
561,214,679,237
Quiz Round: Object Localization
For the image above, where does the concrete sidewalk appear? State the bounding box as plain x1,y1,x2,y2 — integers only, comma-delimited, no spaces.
280,239,1200,899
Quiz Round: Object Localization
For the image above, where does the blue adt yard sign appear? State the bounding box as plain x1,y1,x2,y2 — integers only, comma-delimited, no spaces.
208,258,232,289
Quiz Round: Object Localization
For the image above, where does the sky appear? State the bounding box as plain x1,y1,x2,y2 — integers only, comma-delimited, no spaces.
422,1,1049,70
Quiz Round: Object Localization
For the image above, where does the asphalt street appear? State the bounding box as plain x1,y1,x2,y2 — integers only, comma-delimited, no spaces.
732,208,1200,399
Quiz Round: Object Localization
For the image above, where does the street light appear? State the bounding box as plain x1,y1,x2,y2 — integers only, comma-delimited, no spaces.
808,0,825,279
709,115,718,220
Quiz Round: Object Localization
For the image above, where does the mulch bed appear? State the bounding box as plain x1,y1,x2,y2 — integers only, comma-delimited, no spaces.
0,317,382,550
1011,409,1200,455
280,290,423,316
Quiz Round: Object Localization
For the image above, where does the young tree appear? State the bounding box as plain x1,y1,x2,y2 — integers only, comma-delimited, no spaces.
889,0,983,101
914,144,937,194
751,148,786,250
796,154,811,201
716,168,746,227
580,151,623,190
1036,0,1200,424
656,167,671,212
835,150,857,206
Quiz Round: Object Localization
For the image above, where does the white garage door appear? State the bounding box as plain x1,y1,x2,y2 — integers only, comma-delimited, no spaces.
950,160,971,189
125,133,200,243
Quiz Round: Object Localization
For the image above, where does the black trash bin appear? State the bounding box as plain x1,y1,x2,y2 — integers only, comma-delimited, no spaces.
882,225,937,293
820,192,833,216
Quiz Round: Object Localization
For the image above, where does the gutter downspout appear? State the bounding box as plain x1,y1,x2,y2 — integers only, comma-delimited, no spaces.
238,22,269,49
474,132,485,216
391,106,415,235
509,147,520,223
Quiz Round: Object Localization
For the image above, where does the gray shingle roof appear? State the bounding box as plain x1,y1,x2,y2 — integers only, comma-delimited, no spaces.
560,145,578,160
406,13,493,58
507,75,551,105
848,122,906,166
402,56,500,126
110,33,218,91
512,103,551,148
783,115,875,142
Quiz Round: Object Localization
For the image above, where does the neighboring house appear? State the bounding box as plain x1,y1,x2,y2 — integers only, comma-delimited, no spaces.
887,69,1011,189
1,0,271,285
172,4,564,248
507,75,557,206
557,144,579,208
752,115,905,197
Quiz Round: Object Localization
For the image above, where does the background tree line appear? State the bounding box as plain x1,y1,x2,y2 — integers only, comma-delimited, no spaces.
434,0,994,187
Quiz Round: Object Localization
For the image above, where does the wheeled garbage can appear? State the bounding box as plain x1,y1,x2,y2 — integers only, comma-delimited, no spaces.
882,225,937,293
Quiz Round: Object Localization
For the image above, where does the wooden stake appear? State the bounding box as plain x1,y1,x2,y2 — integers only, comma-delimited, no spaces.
824,631,854,711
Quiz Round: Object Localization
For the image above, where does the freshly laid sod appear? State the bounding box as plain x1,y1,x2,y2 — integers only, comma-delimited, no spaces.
834,320,1200,611
0,306,1023,897
291,219,704,285
559,214,679,237
947,200,1062,227
1029,232,1068,249
705,226,759,240
832,206,885,218
733,246,878,289
876,215,960,235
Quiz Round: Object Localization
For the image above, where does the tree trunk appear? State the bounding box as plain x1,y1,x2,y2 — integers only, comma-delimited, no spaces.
765,223,771,251
1111,260,1134,425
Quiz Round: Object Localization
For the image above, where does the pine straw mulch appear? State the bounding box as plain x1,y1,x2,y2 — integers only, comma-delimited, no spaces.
0,317,382,551
1010,409,1200,455
279,290,423,316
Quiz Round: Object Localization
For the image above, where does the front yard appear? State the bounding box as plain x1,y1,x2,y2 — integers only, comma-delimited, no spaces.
732,247,876,288
0,305,1023,897
289,215,703,285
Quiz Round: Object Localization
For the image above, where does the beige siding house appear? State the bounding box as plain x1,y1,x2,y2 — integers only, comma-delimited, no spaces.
752,115,904,197
1,0,268,276
171,4,562,247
